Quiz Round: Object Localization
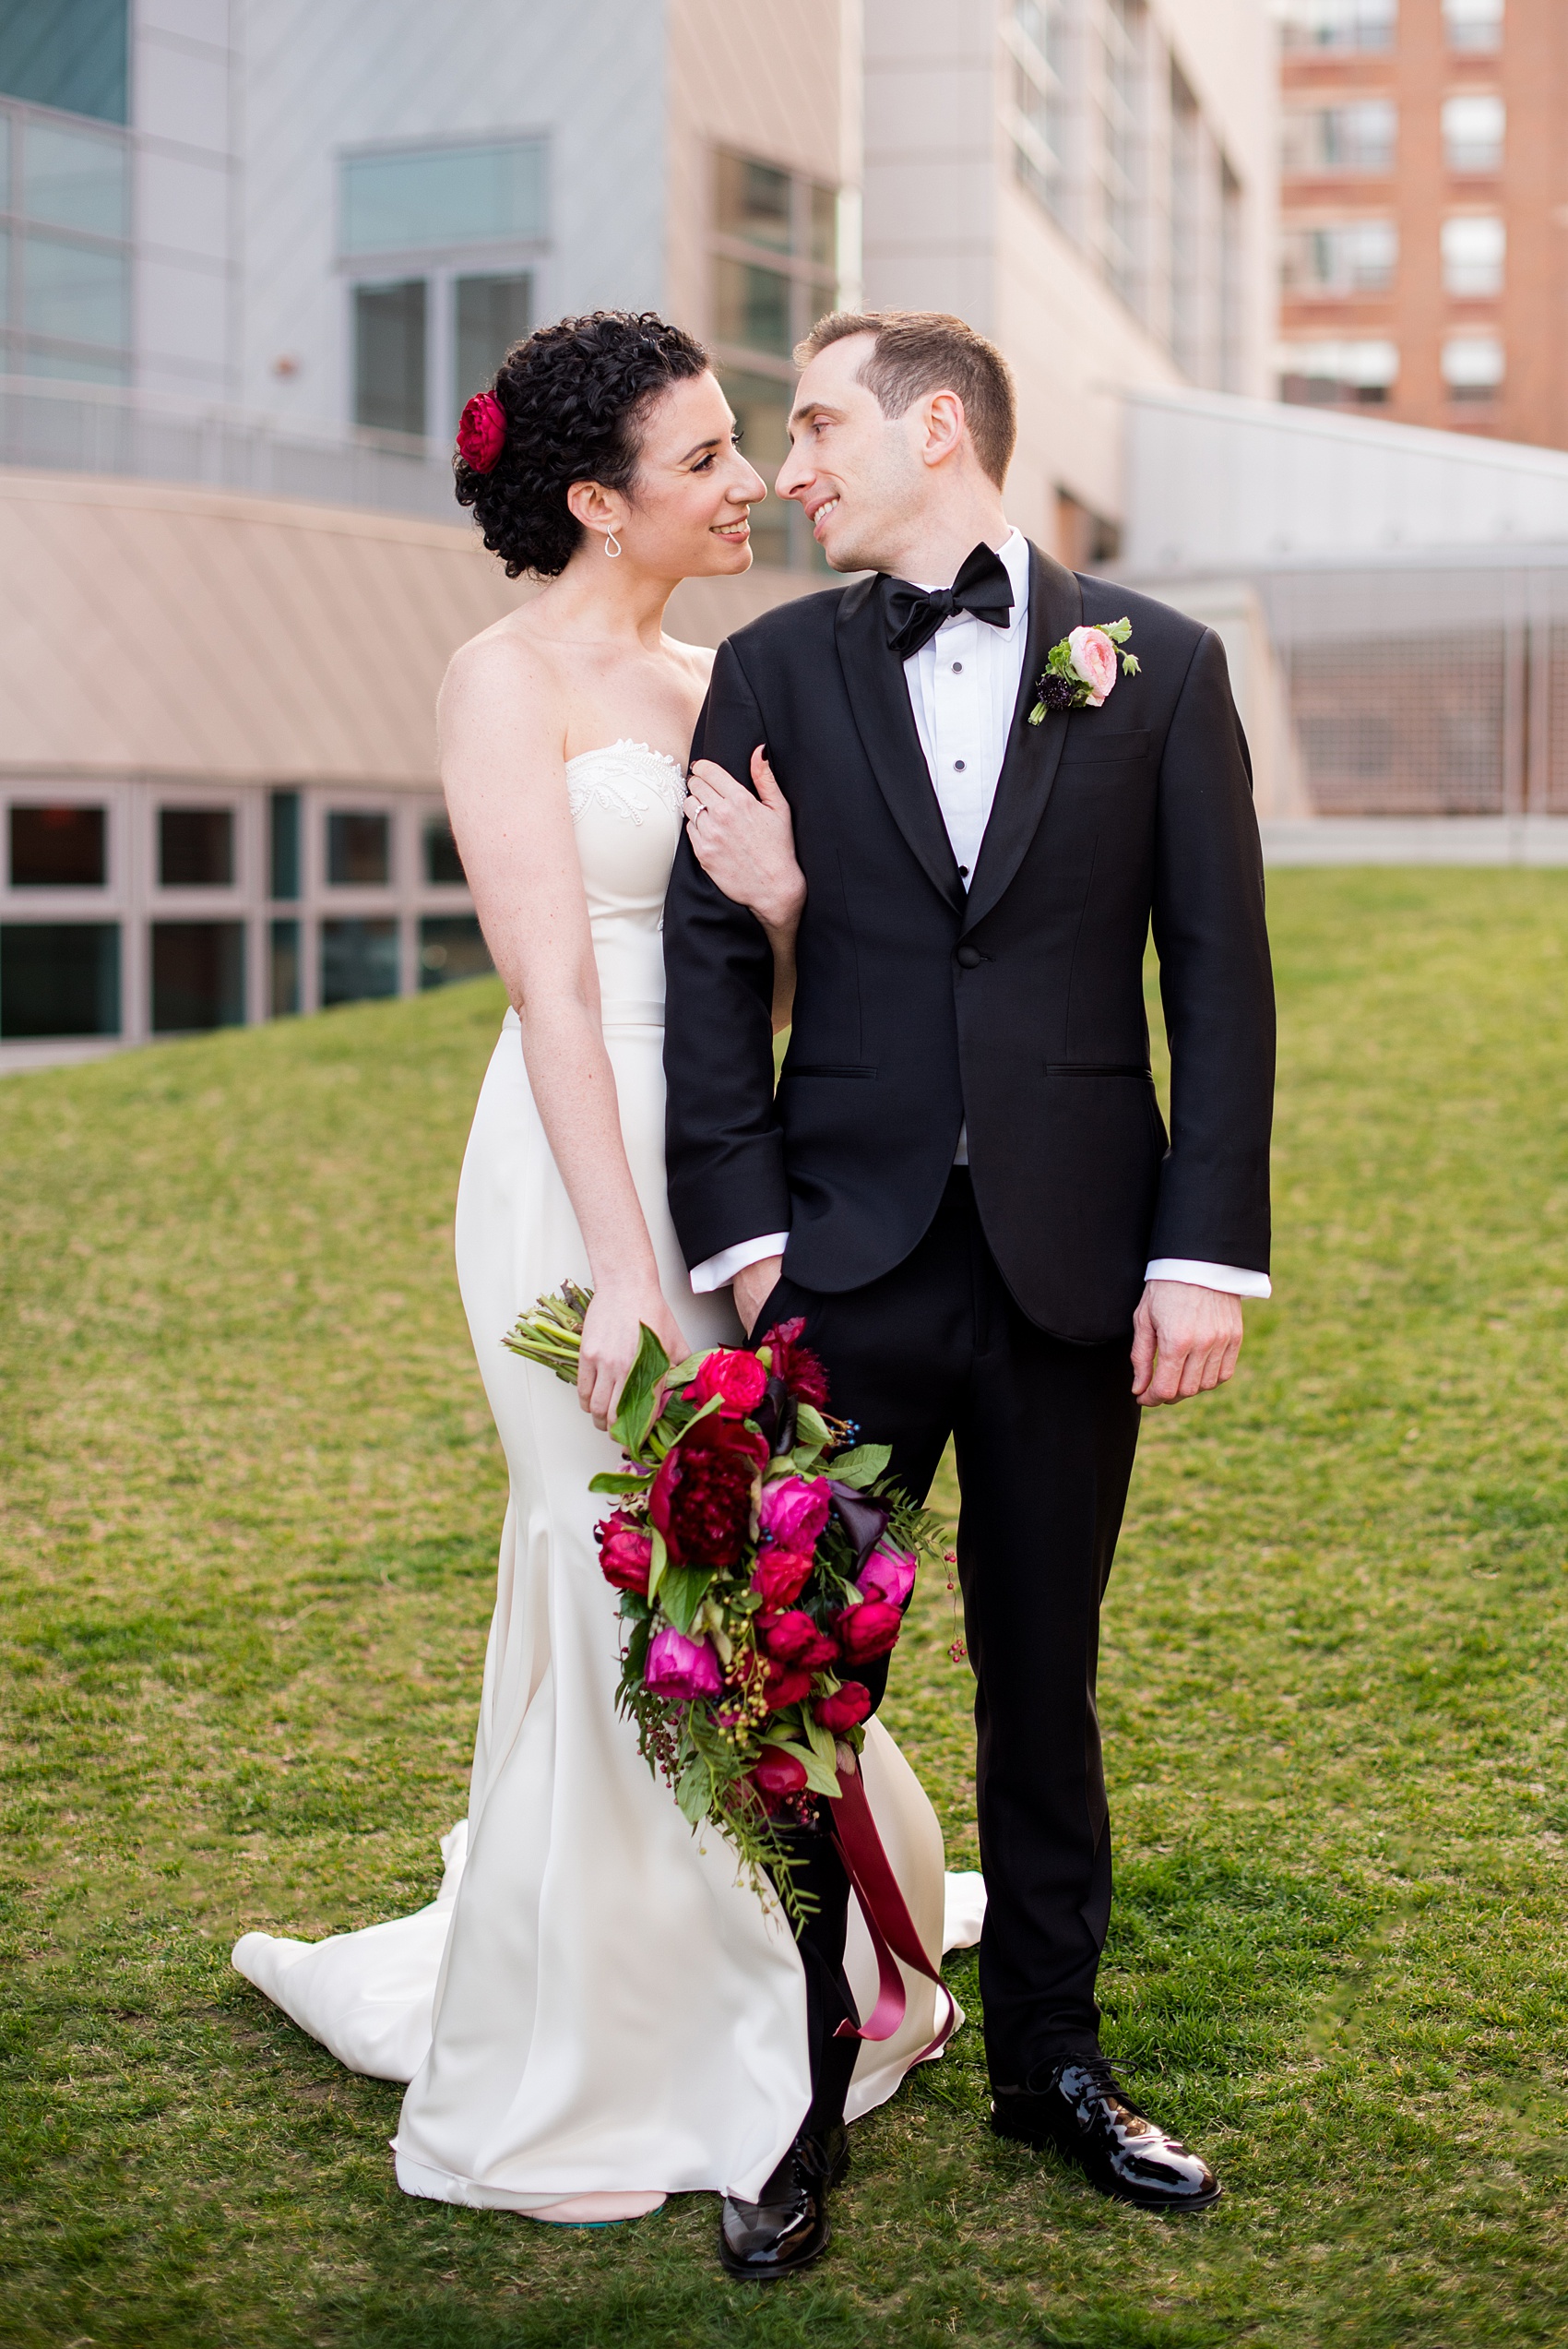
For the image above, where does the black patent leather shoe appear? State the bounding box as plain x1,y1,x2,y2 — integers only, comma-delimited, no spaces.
718,2122,849,2280
991,2057,1221,2212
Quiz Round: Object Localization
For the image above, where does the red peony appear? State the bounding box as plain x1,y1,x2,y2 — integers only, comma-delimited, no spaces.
750,1746,809,1800
690,1346,768,1420
762,1658,814,1711
757,1317,830,1409
834,1598,903,1665
760,1608,839,1669
456,389,505,472
751,1546,813,1611
814,1680,872,1732
648,1415,766,1570
595,1509,653,1594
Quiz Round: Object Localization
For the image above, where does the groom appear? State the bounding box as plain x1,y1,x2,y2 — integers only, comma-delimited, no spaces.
664,310,1274,2276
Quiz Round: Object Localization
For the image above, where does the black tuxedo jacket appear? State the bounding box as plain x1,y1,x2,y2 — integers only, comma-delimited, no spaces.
663,541,1274,1342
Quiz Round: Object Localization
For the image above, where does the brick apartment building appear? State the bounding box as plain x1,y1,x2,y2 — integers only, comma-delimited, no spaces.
1279,0,1568,448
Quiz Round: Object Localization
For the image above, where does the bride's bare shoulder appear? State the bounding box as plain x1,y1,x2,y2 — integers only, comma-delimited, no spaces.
439,605,564,737
661,634,718,688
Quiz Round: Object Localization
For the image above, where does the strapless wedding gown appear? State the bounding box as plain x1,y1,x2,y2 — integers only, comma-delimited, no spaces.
233,742,985,2220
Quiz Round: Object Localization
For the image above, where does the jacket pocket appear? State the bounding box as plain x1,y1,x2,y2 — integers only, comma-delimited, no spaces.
782,1063,879,1079
1044,1062,1152,1077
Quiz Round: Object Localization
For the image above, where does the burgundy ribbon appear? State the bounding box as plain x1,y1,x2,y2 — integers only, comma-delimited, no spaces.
828,1754,958,2062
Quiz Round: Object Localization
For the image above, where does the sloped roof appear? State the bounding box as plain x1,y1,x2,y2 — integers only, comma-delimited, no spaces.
0,470,811,788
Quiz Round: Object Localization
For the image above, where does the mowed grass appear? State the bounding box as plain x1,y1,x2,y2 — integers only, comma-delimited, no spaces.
2,867,1567,2349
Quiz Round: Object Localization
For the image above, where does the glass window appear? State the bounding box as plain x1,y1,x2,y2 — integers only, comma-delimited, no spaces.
352,279,426,435
0,0,127,125
1443,0,1503,53
419,914,492,989
1442,214,1504,296
159,807,234,888
1281,0,1396,49
22,120,128,237
719,370,792,568
269,919,300,1018
809,184,837,272
269,791,300,900
1283,101,1397,176
321,917,398,1006
151,922,244,1031
454,270,531,411
422,814,466,886
1443,94,1504,173
1443,332,1503,395
0,921,119,1036
1278,338,1400,403
327,811,390,887
716,153,793,252
21,233,129,349
19,343,127,384
1282,220,1398,294
340,139,546,256
9,804,105,887
714,256,794,359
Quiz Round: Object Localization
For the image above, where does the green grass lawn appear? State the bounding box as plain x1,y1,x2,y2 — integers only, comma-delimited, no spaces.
2,868,1567,2349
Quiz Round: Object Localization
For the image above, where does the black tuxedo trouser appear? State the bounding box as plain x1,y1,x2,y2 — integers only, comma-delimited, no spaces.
758,1169,1142,2105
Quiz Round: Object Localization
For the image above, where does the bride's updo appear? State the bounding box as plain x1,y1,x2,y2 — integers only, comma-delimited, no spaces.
454,310,710,579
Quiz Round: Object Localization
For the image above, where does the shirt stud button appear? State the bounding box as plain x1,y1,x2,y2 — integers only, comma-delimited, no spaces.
954,758,966,770
952,661,963,673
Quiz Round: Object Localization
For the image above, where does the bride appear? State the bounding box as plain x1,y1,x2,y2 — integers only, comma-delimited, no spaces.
232,310,977,2276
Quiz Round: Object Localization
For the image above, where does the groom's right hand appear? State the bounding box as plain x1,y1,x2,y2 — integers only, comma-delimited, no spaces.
734,1256,785,1338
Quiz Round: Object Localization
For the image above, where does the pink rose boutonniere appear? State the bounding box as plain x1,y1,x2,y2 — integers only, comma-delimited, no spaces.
1028,617,1139,722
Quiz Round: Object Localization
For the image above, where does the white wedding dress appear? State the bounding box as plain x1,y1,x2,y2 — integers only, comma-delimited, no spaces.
232,742,985,2221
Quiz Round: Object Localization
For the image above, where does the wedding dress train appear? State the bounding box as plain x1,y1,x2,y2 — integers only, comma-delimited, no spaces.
232,744,985,2218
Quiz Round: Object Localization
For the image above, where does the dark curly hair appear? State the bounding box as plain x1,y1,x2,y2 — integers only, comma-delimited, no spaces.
454,310,710,578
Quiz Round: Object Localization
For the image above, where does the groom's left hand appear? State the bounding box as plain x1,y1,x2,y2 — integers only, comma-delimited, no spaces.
1131,1281,1243,1407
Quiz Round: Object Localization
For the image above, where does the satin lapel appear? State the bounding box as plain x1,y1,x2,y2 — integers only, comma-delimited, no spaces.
834,574,965,914
960,544,1083,936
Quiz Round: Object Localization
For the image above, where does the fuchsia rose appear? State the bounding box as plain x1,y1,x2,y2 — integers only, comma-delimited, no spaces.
456,389,506,472
758,1473,831,1552
751,1546,814,1610
596,1509,653,1595
761,1608,839,1670
858,1545,917,1608
814,1679,872,1732
645,1625,722,1702
1067,625,1119,708
690,1346,768,1419
762,1658,814,1711
756,1318,831,1409
834,1598,903,1665
649,1415,767,1569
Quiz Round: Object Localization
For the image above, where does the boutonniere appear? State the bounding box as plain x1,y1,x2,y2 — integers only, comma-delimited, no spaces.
1028,620,1140,722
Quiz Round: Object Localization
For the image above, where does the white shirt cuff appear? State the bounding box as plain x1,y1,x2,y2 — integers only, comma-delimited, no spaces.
1145,1258,1272,1300
689,1233,790,1294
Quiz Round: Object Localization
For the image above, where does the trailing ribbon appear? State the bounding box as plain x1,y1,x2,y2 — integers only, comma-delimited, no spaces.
829,1752,958,2064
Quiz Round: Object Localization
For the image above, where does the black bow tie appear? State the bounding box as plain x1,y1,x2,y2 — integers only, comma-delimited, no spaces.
883,542,1015,662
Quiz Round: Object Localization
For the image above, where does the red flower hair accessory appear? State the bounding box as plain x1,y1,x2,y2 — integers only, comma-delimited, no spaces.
457,390,506,473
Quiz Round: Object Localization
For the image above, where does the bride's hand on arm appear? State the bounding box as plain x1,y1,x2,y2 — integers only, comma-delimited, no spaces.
438,637,688,1430
684,747,804,1032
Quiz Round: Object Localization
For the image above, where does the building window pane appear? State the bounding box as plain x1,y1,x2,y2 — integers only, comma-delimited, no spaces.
1283,101,1397,175
1443,333,1503,395
269,918,300,1017
714,256,793,359
719,370,793,567
809,183,837,272
716,153,793,252
0,0,127,125
353,279,426,436
1443,95,1503,173
151,921,244,1031
1442,214,1504,296
340,139,546,255
1282,0,1396,50
1282,219,1398,294
269,791,300,900
454,270,531,411
1279,337,1400,404
321,917,398,1006
0,921,120,1037
19,342,127,384
327,810,390,886
422,814,466,885
419,913,492,989
22,120,128,237
9,803,105,887
1443,0,1503,53
21,233,129,349
159,806,234,888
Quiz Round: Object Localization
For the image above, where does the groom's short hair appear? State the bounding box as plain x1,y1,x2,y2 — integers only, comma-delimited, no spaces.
795,309,1016,488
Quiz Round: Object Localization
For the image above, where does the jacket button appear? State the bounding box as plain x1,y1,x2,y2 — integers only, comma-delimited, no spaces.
956,944,982,969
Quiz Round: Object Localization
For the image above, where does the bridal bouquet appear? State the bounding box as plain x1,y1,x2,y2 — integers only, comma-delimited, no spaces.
504,1285,941,1921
